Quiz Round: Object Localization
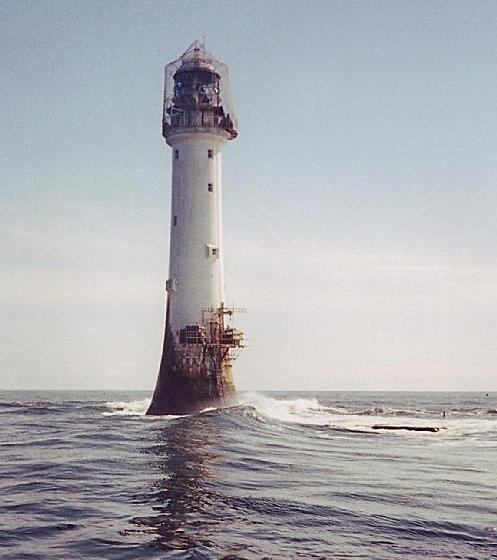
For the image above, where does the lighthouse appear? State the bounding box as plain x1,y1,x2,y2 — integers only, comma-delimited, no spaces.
147,41,243,415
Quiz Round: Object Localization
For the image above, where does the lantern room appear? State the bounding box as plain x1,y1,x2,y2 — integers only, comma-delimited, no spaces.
162,41,238,140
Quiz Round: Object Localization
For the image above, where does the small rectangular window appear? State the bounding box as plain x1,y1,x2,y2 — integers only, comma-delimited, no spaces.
174,149,179,160
206,244,219,258
173,216,177,226
208,149,213,159
208,183,213,192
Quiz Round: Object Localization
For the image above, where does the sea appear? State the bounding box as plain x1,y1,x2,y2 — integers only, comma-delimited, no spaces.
0,390,496,559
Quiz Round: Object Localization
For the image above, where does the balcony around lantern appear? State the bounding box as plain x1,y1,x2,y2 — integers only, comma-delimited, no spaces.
163,107,237,140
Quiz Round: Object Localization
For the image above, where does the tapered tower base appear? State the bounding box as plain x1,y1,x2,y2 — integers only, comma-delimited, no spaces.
147,317,238,416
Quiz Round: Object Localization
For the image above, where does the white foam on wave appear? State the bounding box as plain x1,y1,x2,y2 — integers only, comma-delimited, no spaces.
103,398,185,420
239,393,483,436
100,392,496,440
240,393,334,425
103,398,152,416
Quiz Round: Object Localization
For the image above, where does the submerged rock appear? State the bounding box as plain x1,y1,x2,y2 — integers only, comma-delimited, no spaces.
372,424,441,433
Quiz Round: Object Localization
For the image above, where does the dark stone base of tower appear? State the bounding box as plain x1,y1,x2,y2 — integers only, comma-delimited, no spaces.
147,308,239,415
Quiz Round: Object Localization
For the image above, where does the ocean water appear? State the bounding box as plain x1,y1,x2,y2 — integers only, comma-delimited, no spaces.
1,391,496,559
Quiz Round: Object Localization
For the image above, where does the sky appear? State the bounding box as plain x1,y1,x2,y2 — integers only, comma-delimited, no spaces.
1,0,496,391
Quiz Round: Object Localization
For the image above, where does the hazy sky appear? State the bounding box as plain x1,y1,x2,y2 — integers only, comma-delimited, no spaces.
1,1,496,391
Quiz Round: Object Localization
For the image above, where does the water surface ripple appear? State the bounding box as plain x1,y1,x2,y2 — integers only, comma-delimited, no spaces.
0,390,496,559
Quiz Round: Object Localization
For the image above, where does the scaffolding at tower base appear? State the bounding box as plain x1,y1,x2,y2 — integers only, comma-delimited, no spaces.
173,305,244,378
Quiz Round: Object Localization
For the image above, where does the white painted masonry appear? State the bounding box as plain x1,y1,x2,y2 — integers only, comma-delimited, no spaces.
165,131,228,338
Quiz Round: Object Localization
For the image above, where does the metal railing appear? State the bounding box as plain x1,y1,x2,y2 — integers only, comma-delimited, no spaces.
163,108,237,139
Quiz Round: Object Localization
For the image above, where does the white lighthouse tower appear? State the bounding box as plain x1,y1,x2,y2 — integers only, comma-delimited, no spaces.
147,41,243,415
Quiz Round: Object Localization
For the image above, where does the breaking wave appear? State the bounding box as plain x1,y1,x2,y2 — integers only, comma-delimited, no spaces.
103,398,153,416
1,389,496,559
99,392,497,439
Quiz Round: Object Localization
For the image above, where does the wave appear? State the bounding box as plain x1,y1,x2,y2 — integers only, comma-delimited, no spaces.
240,394,497,438
240,393,337,425
103,398,153,416
241,393,397,426
103,398,185,421
98,392,497,439
0,400,80,415
0,401,24,409
239,393,388,433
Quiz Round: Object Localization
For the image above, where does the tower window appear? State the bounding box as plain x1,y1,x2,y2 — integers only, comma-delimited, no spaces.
206,243,219,258
208,149,213,159
173,216,177,226
208,183,213,192
174,149,179,159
